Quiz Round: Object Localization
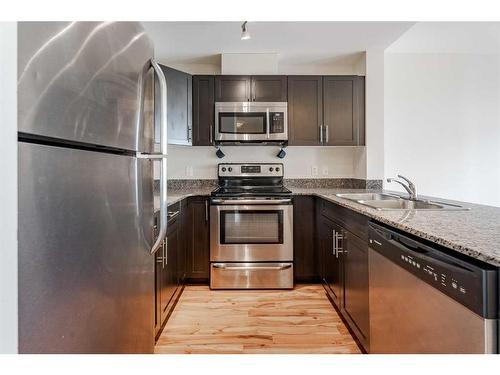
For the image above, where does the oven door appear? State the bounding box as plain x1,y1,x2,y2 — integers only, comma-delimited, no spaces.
210,201,293,262
214,102,287,142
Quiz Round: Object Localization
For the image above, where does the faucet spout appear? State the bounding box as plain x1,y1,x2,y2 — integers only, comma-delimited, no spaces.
387,176,417,200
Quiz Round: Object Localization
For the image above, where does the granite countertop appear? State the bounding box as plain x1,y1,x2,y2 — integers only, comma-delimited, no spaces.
159,186,500,267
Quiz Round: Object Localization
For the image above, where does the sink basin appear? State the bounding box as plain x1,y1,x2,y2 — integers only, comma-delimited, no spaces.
336,192,468,211
357,199,468,211
359,199,443,210
335,193,400,201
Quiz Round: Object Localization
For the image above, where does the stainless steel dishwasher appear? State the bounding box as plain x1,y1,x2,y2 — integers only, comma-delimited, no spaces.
368,222,498,354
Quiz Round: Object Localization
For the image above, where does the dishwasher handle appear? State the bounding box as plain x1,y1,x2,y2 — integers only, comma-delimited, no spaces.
369,223,474,275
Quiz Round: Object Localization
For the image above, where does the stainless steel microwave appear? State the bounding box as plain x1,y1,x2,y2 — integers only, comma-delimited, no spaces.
214,102,288,143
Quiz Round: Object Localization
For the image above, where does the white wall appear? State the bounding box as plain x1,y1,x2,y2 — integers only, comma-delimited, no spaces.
167,145,366,180
365,49,385,180
384,52,500,206
0,22,18,353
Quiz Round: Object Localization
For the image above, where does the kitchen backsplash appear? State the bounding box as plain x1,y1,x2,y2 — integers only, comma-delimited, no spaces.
162,145,367,180
157,178,383,192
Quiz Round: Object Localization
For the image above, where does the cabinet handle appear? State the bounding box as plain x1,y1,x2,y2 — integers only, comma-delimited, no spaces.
333,230,337,258
209,124,213,145
162,240,166,268
325,125,329,144
167,210,180,221
165,239,168,266
336,232,344,256
319,125,324,144
205,200,209,222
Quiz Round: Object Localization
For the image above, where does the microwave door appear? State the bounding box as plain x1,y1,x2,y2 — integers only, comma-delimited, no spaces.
218,112,268,141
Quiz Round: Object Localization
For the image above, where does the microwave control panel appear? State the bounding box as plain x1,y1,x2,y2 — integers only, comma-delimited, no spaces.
270,112,285,134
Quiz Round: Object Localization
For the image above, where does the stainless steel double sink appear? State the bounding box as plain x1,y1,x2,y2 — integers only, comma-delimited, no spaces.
335,193,468,211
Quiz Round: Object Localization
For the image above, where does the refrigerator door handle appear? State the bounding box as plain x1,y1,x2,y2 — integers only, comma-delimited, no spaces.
144,58,168,255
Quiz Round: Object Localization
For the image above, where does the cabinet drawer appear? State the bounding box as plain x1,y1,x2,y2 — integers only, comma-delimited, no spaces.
320,199,368,240
210,263,293,289
167,202,181,233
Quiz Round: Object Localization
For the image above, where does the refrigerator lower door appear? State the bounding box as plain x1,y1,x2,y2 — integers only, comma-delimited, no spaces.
18,142,154,353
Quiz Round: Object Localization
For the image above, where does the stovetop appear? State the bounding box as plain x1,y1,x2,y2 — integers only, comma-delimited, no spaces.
212,163,291,198
211,185,292,198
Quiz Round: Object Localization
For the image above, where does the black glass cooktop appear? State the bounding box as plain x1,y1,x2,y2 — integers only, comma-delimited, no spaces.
211,185,292,197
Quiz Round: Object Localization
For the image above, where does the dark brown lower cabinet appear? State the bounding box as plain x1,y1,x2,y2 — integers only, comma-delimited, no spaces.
154,203,184,339
319,217,343,307
318,198,370,351
186,197,210,282
293,196,318,282
342,231,369,346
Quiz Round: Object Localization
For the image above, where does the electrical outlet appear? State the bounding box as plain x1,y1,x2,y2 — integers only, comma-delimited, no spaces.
311,166,318,176
322,166,329,176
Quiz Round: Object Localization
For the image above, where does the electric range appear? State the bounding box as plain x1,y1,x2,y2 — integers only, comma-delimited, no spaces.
209,163,294,289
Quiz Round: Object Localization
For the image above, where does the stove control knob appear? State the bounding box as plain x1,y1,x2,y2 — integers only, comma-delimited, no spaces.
221,167,226,172
269,167,274,172
228,167,233,172
275,167,280,172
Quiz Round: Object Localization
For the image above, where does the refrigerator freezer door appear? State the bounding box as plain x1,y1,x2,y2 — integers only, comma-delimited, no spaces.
17,22,155,153
18,142,155,353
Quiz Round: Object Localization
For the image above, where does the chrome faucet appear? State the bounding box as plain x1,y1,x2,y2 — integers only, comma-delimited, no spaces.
387,175,417,200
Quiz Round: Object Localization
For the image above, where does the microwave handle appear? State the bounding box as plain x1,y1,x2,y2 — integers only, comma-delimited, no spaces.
266,108,270,139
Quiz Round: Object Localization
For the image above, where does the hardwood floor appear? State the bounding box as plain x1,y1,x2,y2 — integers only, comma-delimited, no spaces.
155,284,361,354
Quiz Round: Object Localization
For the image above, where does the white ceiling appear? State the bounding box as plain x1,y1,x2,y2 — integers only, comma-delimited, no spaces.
142,22,414,68
387,22,500,54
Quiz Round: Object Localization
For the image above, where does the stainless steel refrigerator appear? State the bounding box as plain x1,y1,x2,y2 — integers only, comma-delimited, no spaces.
17,22,169,353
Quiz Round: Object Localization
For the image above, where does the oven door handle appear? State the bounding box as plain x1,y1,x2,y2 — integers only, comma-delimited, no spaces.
212,264,292,271
211,198,292,205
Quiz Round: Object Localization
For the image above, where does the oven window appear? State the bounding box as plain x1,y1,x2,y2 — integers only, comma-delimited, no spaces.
220,210,283,244
219,113,267,134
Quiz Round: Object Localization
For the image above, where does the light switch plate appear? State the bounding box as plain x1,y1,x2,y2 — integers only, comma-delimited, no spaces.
322,166,329,176
311,166,318,176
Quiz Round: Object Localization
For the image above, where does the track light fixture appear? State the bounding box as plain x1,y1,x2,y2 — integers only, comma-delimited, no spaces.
241,21,251,40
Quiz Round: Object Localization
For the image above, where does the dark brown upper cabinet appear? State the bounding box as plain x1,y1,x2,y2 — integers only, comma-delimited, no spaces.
287,76,323,146
215,75,287,102
251,76,287,102
323,76,365,146
215,75,251,102
192,75,215,146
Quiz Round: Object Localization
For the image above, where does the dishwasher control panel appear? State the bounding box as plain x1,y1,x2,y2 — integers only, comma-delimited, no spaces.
369,223,499,319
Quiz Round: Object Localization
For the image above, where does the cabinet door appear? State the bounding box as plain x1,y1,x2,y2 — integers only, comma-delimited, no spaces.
323,76,365,146
159,65,192,145
320,218,343,305
251,76,287,102
186,197,210,281
293,196,317,282
161,222,178,318
192,75,215,146
177,201,187,284
215,75,251,102
343,232,369,342
287,76,323,145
